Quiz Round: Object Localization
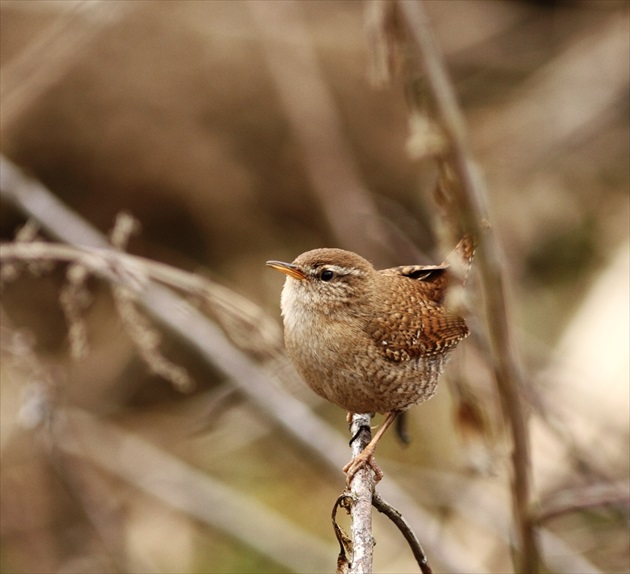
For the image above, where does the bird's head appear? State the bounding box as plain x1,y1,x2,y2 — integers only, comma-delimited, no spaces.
266,248,376,319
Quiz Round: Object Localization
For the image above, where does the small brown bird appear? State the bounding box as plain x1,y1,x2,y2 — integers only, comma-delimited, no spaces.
267,246,469,483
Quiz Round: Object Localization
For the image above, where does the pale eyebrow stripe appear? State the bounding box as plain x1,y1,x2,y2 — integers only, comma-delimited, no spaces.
322,265,364,276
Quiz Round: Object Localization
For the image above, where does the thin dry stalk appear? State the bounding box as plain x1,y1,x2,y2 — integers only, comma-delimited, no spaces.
59,262,91,359
394,1,539,571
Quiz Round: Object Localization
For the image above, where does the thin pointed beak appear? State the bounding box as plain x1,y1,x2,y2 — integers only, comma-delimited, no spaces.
266,260,306,280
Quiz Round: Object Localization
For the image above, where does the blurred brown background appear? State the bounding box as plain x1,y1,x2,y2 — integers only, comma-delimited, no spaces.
1,1,628,573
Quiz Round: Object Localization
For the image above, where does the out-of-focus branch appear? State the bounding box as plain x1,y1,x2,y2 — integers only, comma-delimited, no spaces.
395,2,539,572
537,482,630,525
57,407,334,572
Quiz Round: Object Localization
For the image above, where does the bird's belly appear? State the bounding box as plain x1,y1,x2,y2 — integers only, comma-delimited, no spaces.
335,353,446,413
287,327,447,413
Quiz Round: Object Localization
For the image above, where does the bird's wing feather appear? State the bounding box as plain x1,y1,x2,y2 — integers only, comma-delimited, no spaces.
380,263,448,279
366,277,468,362
380,264,449,303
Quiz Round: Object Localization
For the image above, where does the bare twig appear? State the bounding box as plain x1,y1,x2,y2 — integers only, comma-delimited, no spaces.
372,491,432,574
347,413,376,574
330,415,377,574
394,2,539,571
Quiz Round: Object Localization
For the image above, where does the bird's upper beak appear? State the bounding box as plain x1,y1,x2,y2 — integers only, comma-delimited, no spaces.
266,260,306,280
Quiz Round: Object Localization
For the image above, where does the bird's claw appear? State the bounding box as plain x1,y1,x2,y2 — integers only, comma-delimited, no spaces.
343,451,384,487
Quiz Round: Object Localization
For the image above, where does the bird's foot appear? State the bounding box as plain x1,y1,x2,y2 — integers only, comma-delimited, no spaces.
343,448,384,487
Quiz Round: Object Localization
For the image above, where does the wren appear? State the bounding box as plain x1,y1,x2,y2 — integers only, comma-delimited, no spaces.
267,247,469,483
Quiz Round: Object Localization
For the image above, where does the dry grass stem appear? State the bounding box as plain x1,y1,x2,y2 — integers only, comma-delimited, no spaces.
59,262,91,359
111,282,193,392
394,2,539,571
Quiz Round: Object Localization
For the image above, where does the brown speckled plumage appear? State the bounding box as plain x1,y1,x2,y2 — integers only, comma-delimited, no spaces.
267,248,468,414
267,246,470,482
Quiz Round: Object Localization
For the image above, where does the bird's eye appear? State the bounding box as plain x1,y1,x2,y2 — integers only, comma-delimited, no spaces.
319,269,335,282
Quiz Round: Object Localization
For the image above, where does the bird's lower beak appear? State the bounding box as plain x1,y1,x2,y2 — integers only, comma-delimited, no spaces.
266,260,306,280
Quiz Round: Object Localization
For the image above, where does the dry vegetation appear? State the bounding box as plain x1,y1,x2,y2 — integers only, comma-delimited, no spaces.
1,1,628,573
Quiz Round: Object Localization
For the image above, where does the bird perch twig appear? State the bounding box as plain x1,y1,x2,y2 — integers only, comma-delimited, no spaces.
332,414,376,574
333,413,433,574
347,413,377,574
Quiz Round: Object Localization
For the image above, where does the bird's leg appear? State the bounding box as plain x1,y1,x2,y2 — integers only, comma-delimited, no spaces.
343,411,400,486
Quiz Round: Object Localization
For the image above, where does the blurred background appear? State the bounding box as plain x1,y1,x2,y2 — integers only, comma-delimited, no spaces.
1,1,628,573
